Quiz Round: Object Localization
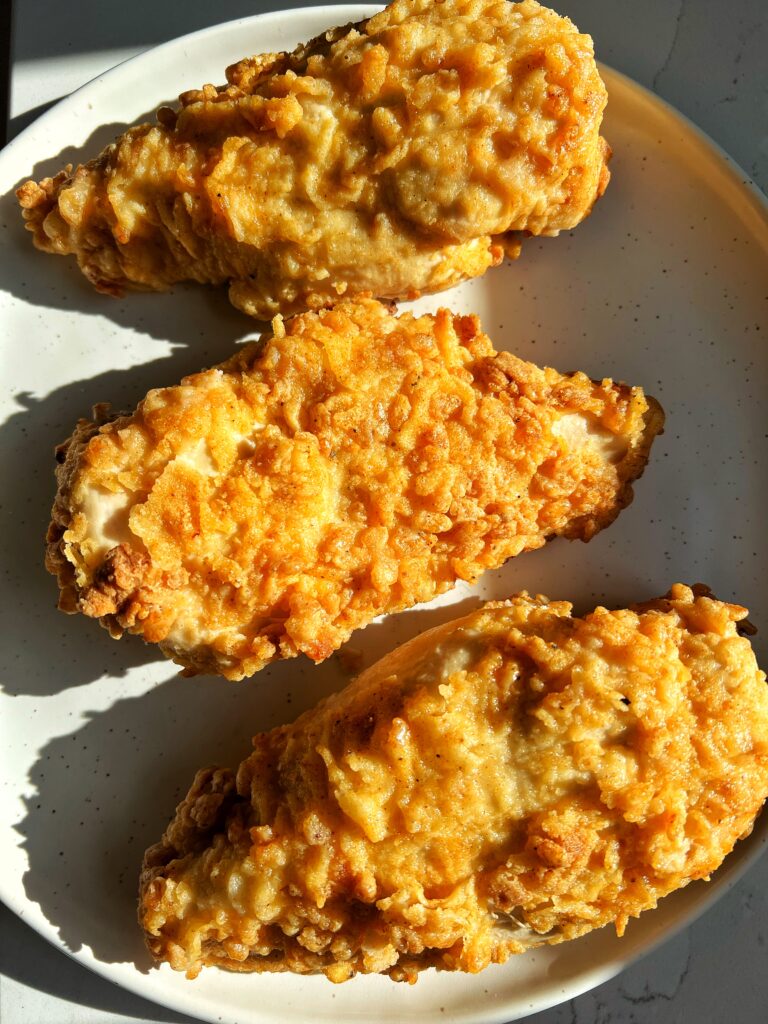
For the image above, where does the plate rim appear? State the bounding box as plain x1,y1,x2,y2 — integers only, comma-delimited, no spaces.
2,5,768,1024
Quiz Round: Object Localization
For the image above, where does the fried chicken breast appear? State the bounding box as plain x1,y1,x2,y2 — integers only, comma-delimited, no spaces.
17,0,610,318
138,585,768,982
47,299,662,680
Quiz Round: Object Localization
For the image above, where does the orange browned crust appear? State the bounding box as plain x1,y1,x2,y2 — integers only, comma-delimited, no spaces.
17,0,610,318
138,585,768,982
46,299,663,679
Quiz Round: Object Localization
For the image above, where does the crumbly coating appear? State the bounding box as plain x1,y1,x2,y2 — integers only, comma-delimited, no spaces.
46,299,662,679
138,585,768,982
17,0,609,318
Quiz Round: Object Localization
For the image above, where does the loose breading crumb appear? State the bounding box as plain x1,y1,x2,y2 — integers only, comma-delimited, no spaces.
17,0,610,318
138,585,768,981
47,298,663,680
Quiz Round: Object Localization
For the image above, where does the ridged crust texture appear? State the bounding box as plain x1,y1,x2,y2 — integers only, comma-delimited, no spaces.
18,0,610,318
46,299,663,679
138,585,768,982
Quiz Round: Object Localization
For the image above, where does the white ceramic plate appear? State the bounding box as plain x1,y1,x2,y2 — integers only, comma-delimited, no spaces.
1,6,767,1023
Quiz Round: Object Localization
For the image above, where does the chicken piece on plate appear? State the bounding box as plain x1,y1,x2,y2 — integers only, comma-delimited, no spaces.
138,585,768,981
47,299,663,680
17,0,610,318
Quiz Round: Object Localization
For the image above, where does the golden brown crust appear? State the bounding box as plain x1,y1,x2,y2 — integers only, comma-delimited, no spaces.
138,584,768,981
17,0,610,318
47,299,663,679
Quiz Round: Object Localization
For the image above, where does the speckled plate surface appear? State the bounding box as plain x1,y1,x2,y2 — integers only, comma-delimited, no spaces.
1,6,767,1024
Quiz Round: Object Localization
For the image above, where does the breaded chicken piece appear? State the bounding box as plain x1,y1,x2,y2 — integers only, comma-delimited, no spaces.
47,300,662,680
139,585,768,982
17,0,609,318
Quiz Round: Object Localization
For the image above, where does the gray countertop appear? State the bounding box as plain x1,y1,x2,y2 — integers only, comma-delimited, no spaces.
2,1,767,1021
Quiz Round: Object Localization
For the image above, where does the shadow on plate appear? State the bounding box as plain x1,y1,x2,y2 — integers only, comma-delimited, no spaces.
18,670,280,972
0,902,196,1023
3,116,259,350
9,101,61,142
13,106,170,182
15,598,481,969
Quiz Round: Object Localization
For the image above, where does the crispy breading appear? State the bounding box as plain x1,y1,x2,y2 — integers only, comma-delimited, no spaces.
47,299,662,679
17,0,609,318
138,585,768,981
